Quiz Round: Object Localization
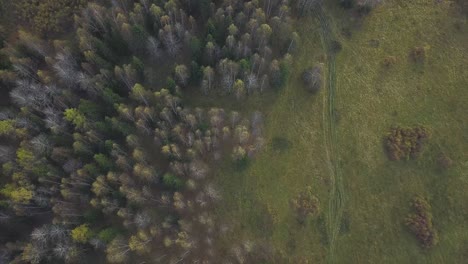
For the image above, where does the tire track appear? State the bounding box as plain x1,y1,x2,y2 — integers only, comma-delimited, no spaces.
313,5,345,262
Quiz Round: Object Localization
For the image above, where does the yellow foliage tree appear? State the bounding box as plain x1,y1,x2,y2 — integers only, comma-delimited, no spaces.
0,184,33,204
71,224,93,243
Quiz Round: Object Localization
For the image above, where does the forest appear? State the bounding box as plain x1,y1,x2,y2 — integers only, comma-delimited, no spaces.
0,0,467,263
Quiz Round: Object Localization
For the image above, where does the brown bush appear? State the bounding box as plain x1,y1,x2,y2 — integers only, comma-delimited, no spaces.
410,46,426,62
437,153,453,170
291,186,320,222
383,56,397,67
405,196,438,249
385,126,430,161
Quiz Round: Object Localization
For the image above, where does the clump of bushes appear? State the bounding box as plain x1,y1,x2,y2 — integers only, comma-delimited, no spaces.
405,196,438,249
385,126,430,161
383,56,397,67
291,186,320,222
302,65,323,94
410,46,428,63
437,153,453,170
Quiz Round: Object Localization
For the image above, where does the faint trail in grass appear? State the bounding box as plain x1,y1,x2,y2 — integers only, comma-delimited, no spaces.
313,5,345,262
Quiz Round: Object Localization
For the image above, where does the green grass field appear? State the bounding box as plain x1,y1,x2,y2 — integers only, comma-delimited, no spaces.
212,0,468,262
211,16,330,262
334,0,468,263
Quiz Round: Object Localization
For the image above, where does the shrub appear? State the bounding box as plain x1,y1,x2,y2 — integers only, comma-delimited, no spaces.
383,56,397,67
405,196,438,249
271,137,291,152
385,126,430,161
437,153,453,170
302,65,323,93
330,40,343,54
291,186,320,222
410,46,427,63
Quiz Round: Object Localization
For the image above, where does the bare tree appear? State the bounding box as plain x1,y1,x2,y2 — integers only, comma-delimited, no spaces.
82,3,108,33
49,225,67,240
106,237,131,263
0,145,14,163
12,58,39,81
134,211,151,229
217,59,239,93
31,226,50,245
11,80,52,110
245,74,258,94
53,51,80,86
43,108,66,133
302,65,323,93
31,134,52,155
0,110,13,120
147,36,162,62
204,183,221,201
18,31,49,58
189,160,208,180
0,210,11,223
201,66,215,95
115,65,137,90
159,26,181,57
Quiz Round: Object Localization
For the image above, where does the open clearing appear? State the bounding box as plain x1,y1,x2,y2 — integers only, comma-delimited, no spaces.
213,0,468,262
333,0,468,263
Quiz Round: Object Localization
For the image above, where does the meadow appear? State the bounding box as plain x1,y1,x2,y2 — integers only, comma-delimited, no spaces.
210,0,468,262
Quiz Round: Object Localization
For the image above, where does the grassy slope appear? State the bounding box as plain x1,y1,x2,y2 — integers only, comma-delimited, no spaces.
213,0,468,262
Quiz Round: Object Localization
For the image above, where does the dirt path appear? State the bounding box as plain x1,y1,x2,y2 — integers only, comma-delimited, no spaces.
314,6,344,262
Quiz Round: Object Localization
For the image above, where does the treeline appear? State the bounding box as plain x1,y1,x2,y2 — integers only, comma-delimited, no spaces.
15,0,89,35
0,0,311,263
